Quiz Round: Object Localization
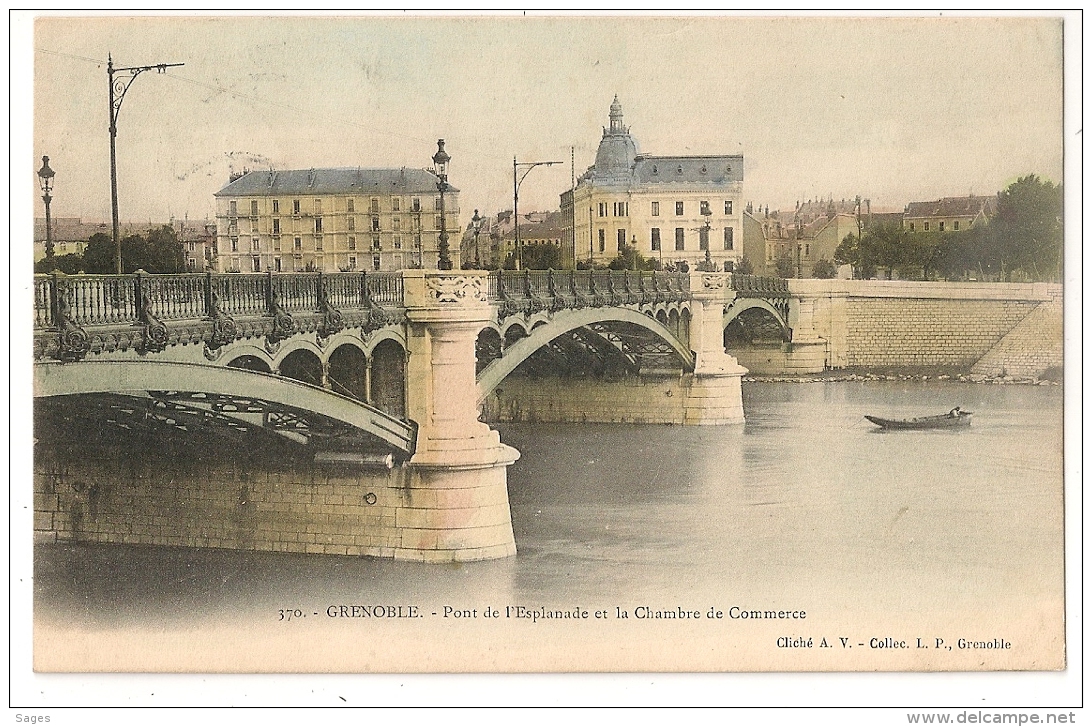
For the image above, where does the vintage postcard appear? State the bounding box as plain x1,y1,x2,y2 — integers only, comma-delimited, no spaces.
13,10,1080,709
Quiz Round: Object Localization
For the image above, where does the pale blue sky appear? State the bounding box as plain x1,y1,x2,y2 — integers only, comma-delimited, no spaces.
23,13,1065,224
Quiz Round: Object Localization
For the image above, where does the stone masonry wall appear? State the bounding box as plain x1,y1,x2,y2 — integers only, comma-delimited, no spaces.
970,299,1064,379
483,374,688,424
33,446,512,562
843,297,1038,368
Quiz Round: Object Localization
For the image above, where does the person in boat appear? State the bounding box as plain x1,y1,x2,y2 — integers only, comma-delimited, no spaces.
948,407,963,418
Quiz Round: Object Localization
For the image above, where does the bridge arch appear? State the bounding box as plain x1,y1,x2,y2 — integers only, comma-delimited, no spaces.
328,343,368,401
723,299,791,341
476,306,695,403
278,348,324,387
34,360,416,455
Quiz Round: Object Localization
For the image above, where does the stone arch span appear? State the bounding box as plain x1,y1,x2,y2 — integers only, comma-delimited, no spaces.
34,360,416,455
476,307,695,403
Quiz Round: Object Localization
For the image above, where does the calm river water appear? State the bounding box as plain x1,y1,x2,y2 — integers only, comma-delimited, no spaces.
33,381,1065,672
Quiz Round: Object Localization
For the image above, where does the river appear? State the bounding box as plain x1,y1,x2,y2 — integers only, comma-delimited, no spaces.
33,381,1064,673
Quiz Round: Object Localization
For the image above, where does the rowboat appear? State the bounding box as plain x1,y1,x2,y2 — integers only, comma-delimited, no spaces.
865,409,972,430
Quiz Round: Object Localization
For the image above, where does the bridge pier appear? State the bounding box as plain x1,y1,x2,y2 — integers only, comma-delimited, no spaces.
684,273,748,424
400,271,519,562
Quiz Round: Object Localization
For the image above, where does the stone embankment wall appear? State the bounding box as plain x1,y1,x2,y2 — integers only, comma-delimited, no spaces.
787,280,1061,375
33,446,514,563
970,293,1064,379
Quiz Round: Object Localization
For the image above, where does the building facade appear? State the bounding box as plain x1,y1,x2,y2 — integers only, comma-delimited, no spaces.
903,195,995,233
213,167,459,273
561,97,744,271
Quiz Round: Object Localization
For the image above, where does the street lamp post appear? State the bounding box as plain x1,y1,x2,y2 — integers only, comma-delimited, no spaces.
108,54,184,274
471,209,483,269
513,157,562,270
432,139,452,270
37,156,55,263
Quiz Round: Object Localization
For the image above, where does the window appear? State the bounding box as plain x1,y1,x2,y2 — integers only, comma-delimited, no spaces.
250,200,259,216
231,257,240,271
293,199,301,215
229,201,237,216
294,237,302,251
909,222,915,232
651,228,661,251
348,236,357,251
675,228,685,251
614,201,628,217
953,221,960,231
372,235,381,251
392,197,401,212
598,229,605,252
392,216,401,231
315,217,323,233
412,198,421,212
434,196,442,211
598,203,607,218
274,257,282,272
411,214,421,231
188,241,196,252
187,258,196,271
651,201,660,216
370,197,380,214
314,199,322,214
347,198,355,213
252,256,261,272
373,255,381,271
700,200,711,216
315,237,323,251
699,226,709,250
251,237,260,252
230,237,239,252
228,220,238,234
724,200,733,215
272,200,280,214
924,222,930,231
617,229,627,251
393,236,403,250
414,234,422,248
724,227,734,250
272,218,281,235
434,215,443,230
348,256,357,270
371,216,380,232
939,221,946,231
675,201,684,216
273,237,281,252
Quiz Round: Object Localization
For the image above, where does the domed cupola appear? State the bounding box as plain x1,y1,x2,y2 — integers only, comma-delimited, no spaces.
592,96,638,181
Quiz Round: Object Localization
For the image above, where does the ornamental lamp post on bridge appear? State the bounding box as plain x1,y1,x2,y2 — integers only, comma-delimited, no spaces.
513,157,562,270
37,155,55,263
471,209,483,269
433,139,452,270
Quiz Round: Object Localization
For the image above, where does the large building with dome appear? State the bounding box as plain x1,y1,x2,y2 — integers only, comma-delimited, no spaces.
561,97,744,271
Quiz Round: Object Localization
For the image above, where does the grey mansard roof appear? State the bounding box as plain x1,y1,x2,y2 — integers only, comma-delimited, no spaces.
214,167,458,197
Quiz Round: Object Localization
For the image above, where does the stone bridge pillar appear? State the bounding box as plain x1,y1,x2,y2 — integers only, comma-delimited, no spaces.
684,272,748,424
400,270,518,561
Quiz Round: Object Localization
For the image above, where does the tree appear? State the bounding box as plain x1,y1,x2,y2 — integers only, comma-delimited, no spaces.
774,252,795,279
520,242,562,270
34,253,84,275
607,244,657,271
735,258,754,275
990,175,1063,281
80,232,116,274
812,258,837,279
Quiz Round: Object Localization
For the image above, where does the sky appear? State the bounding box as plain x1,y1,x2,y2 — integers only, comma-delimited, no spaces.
20,12,1066,225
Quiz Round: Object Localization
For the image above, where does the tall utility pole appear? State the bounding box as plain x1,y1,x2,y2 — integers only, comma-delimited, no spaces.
512,157,562,270
108,54,184,274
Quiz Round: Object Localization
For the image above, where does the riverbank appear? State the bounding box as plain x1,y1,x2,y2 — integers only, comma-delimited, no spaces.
743,366,1062,386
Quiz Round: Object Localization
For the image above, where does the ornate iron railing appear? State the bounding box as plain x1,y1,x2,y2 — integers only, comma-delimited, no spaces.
33,271,406,330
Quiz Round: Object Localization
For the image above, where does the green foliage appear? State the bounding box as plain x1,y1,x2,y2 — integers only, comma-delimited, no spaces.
734,257,754,275
520,242,562,270
812,258,837,279
990,174,1063,281
80,232,116,274
607,244,658,271
34,253,84,275
774,253,795,279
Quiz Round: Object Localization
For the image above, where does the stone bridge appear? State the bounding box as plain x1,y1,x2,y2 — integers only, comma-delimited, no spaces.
31,267,790,562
